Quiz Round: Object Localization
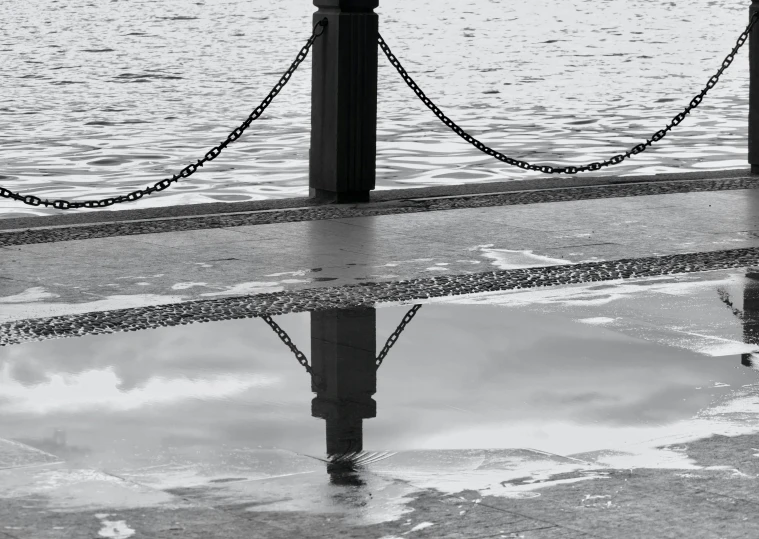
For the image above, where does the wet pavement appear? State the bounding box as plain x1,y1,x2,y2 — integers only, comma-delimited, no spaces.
2,174,759,325
5,174,759,537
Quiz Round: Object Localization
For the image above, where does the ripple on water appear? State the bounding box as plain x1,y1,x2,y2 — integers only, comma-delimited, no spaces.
87,158,130,166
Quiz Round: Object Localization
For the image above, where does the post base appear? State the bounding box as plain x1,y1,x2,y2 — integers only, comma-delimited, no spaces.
309,188,371,203
752,165,759,174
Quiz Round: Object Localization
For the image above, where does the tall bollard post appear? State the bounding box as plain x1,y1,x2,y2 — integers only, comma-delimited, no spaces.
310,307,377,483
751,0,759,173
309,0,379,203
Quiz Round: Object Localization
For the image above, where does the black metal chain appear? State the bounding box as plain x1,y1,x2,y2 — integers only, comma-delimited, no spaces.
375,304,422,368
0,18,328,210
261,304,423,383
378,11,759,175
261,314,324,388
717,287,745,319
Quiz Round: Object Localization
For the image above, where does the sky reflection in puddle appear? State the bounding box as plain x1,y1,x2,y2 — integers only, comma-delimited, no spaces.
2,269,759,518
1,300,749,459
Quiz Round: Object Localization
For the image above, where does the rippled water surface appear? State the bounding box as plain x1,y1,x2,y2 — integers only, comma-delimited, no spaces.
0,0,753,217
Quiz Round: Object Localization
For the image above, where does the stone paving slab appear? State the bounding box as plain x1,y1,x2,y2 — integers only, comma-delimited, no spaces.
1,175,757,247
469,433,759,539
4,440,758,539
0,168,749,231
2,188,759,326
4,246,759,347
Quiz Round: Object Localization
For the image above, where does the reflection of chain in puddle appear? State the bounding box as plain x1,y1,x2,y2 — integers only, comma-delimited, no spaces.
717,272,759,368
259,306,420,491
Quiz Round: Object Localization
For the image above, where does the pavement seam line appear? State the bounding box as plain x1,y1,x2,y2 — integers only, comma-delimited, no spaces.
475,501,605,538
501,524,560,533
695,487,757,505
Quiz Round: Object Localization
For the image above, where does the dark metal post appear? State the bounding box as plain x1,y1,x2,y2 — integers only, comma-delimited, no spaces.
310,0,379,203
751,1,759,173
742,270,759,368
310,307,377,459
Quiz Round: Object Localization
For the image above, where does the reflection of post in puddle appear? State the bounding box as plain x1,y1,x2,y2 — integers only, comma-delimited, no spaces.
14,428,90,461
262,304,420,486
310,308,377,486
743,270,759,369
719,270,759,369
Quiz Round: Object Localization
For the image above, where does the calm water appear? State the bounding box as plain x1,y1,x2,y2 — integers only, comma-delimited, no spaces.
2,270,759,481
0,0,753,218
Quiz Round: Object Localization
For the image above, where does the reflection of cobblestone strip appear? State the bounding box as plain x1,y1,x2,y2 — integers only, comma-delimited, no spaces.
1,177,758,247
2,247,759,347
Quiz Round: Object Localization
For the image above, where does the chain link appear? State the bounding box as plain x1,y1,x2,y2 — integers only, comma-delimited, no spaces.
261,304,423,382
261,314,325,389
0,18,328,210
378,11,759,175
375,304,422,368
717,287,745,320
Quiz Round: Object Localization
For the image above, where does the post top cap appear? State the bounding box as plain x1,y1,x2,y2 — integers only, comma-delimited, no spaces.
314,0,379,10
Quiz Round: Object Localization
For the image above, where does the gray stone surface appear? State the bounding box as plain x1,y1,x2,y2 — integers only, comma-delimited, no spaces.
0,176,756,248
4,247,759,347
0,168,751,231
2,187,759,327
4,435,759,538
469,432,759,539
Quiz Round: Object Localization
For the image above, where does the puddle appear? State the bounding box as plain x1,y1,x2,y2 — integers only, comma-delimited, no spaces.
468,245,573,269
3,269,759,521
95,515,136,539
0,287,59,304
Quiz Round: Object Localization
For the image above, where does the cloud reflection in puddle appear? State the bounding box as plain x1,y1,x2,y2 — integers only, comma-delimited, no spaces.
0,364,280,414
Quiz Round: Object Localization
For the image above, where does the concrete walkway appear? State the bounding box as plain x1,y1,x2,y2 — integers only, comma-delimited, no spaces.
2,173,759,323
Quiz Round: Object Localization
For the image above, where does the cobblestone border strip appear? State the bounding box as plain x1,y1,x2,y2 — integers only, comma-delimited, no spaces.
2,247,758,347
1,177,757,247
